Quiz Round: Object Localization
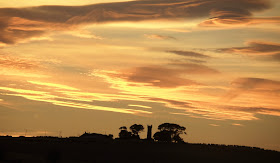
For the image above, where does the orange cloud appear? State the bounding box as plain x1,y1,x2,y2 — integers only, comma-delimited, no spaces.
222,78,280,109
209,124,220,127
232,78,280,91
232,123,244,126
144,34,176,40
105,66,198,88
100,63,219,88
199,8,252,27
0,55,38,69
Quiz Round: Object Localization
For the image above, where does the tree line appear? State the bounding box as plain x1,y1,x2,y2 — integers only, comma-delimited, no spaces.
118,123,186,143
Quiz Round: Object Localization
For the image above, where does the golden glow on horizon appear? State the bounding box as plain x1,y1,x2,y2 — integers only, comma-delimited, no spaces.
0,131,55,137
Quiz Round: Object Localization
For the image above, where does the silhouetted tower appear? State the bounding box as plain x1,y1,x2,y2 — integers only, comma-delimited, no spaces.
147,125,152,140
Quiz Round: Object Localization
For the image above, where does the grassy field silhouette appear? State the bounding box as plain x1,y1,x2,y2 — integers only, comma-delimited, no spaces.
1,136,279,163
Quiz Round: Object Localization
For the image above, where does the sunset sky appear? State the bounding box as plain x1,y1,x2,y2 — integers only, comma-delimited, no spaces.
0,0,280,151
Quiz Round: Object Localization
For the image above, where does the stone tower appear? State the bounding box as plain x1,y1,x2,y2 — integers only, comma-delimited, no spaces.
147,125,152,140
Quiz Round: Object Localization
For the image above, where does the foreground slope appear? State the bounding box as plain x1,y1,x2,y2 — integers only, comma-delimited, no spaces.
0,137,279,163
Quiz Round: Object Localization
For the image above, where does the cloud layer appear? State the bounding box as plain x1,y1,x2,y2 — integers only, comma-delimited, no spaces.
0,55,37,69
100,63,219,88
223,77,280,102
220,41,280,61
221,41,280,54
145,34,176,40
166,50,210,58
0,0,274,45
232,77,280,91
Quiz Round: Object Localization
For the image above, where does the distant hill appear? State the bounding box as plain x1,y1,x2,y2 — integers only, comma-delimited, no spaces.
0,137,279,163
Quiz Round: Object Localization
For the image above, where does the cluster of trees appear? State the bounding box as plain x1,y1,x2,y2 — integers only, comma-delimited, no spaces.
118,123,186,143
119,124,144,139
154,123,186,143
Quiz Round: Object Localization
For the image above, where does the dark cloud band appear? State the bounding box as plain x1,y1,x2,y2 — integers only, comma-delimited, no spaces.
219,41,280,61
0,0,273,45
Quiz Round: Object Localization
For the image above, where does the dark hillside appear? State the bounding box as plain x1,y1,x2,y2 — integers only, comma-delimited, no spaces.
0,137,279,163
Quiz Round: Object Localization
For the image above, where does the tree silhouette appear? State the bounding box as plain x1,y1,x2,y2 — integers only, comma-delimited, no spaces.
153,130,172,142
129,124,144,139
153,123,186,143
119,126,127,130
118,126,132,139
